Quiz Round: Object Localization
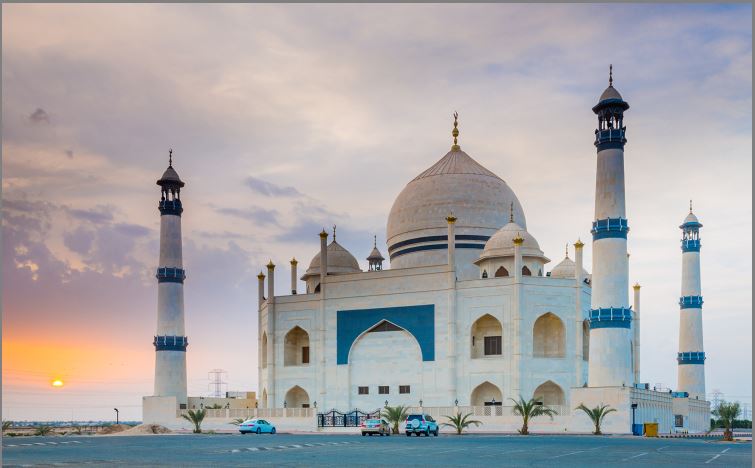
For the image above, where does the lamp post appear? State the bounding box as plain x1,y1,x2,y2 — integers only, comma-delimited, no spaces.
385,400,389,408
313,401,317,409
113,408,119,425
631,403,638,435
283,400,287,409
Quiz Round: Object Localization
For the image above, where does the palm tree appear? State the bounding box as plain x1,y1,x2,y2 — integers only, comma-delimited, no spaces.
2,421,12,432
713,401,740,441
441,412,482,435
510,396,557,435
231,418,245,426
381,405,410,434
181,409,206,434
575,403,617,435
34,425,54,436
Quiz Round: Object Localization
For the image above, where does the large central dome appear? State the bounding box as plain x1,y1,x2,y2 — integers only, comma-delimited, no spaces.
386,144,526,280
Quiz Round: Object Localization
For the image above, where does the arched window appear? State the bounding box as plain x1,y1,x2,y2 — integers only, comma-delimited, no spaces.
284,326,310,366
261,332,268,368
582,319,589,361
470,381,503,406
533,312,565,358
471,314,503,359
522,265,532,276
495,266,509,277
284,385,310,408
538,268,543,277
482,270,488,279
533,380,565,407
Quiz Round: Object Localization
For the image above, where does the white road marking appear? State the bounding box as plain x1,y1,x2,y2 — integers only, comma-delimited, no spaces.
622,452,648,461
549,450,586,459
435,448,466,454
721,448,730,453
705,454,721,464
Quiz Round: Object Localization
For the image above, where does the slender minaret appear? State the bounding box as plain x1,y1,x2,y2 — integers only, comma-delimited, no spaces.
588,66,633,387
153,149,188,406
677,202,705,399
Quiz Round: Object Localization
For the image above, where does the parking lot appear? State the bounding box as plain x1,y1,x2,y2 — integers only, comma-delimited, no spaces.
3,433,751,467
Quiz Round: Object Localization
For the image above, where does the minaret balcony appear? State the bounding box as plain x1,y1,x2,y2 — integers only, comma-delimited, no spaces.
681,239,701,252
679,295,703,309
591,217,629,240
594,128,627,150
677,351,705,365
156,267,186,283
589,307,632,329
154,335,188,352
159,199,183,216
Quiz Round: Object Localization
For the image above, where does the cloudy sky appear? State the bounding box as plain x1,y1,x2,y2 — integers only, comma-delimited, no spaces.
3,4,751,421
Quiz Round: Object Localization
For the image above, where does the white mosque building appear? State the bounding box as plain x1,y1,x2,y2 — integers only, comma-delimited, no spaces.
143,69,711,434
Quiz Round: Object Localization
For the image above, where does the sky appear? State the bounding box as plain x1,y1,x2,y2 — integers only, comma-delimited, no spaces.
2,4,751,422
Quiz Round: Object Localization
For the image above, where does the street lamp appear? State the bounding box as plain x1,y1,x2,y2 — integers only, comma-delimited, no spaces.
113,408,119,425
313,401,317,409
454,399,458,407
284,400,287,408
384,400,389,407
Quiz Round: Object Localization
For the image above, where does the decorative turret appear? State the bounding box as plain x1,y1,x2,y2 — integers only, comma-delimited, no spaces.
367,236,385,271
153,149,188,407
588,67,633,388
677,202,706,399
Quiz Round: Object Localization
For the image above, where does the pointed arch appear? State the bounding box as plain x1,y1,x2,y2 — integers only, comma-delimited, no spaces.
533,312,565,358
284,385,310,408
522,265,532,276
284,326,310,366
533,380,565,407
347,319,422,364
470,381,503,406
470,314,502,359
261,332,268,368
582,319,590,361
495,266,509,277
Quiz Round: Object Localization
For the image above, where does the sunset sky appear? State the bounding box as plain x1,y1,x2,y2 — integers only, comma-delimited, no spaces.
3,4,751,421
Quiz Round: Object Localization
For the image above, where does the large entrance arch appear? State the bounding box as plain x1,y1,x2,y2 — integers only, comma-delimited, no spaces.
284,385,310,408
284,326,310,366
470,381,503,406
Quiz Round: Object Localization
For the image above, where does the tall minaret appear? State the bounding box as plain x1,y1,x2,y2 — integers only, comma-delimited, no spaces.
677,202,705,399
153,149,188,407
588,66,633,387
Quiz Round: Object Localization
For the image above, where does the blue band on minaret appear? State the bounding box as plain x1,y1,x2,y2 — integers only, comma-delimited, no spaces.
682,239,700,252
156,267,186,283
594,128,627,151
589,307,632,329
159,199,183,216
677,351,705,365
154,335,188,352
680,296,703,309
591,217,629,240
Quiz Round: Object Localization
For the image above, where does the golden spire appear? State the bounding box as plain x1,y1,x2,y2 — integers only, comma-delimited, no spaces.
267,259,275,269
257,270,266,280
513,233,524,245
451,111,460,151
633,282,641,290
446,213,457,224
319,228,328,239
574,238,584,249
290,257,298,265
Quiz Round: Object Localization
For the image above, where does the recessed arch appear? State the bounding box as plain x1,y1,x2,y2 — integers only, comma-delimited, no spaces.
470,314,502,359
261,388,268,408
582,319,590,361
347,319,422,364
470,381,503,406
533,380,565,407
261,332,268,368
522,265,532,276
284,326,310,366
495,266,509,277
533,312,565,358
284,385,310,408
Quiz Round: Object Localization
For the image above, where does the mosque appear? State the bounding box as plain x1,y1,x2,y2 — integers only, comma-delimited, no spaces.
143,69,711,434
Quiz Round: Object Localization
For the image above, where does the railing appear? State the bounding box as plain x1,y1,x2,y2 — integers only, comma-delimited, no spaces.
317,409,382,427
181,407,315,419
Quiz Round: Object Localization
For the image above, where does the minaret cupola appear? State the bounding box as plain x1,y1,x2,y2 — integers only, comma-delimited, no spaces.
367,235,385,271
157,149,185,216
593,65,630,151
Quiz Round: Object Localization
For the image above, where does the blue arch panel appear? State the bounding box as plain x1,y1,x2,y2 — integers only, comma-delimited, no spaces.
337,305,434,365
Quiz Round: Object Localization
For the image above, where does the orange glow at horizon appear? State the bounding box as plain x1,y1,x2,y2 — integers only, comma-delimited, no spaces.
51,379,64,387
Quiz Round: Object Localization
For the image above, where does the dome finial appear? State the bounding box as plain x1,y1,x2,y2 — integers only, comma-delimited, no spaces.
168,148,173,167
509,202,514,223
373,234,377,248
565,243,569,258
609,64,613,87
451,111,460,151
689,199,693,212
332,224,337,241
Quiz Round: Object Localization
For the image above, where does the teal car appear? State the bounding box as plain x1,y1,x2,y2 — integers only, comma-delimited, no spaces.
239,418,276,434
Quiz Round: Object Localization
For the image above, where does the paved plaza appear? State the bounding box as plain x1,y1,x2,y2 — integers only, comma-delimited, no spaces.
2,433,751,467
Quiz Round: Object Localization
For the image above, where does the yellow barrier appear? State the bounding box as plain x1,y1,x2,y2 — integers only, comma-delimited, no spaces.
644,422,659,437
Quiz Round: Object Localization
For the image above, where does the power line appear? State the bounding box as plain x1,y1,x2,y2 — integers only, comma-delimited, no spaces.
207,369,228,398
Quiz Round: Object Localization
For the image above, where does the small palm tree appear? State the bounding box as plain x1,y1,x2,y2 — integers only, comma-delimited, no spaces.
231,418,245,426
575,403,616,435
713,401,740,441
3,421,12,432
510,396,557,435
181,409,206,434
441,412,482,435
381,405,410,434
34,425,54,436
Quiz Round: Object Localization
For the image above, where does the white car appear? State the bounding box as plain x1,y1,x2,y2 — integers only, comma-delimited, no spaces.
239,418,276,434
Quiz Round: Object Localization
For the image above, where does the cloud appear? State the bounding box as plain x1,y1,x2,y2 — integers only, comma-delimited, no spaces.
244,176,302,197
216,206,279,225
65,149,74,158
63,226,96,255
66,207,113,225
28,107,50,124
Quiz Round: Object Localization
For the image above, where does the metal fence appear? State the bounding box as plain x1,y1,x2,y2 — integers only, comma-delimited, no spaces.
317,409,382,427
181,408,315,420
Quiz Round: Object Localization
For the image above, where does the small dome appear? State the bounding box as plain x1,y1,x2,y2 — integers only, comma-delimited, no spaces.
680,211,702,227
367,246,384,261
549,256,589,279
157,165,185,187
474,221,549,264
598,85,623,103
302,240,361,279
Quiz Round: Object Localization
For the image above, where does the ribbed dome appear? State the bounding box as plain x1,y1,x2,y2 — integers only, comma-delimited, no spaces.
549,255,589,279
475,221,547,263
301,240,361,280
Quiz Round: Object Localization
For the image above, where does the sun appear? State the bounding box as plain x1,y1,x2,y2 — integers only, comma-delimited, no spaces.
51,379,64,387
